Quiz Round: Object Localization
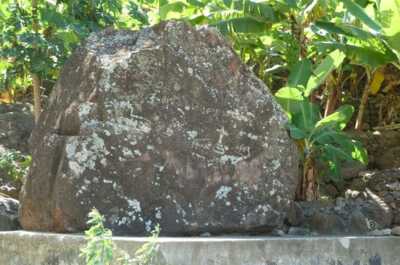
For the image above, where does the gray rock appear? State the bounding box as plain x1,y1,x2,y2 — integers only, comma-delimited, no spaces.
0,196,19,231
362,189,393,229
287,227,311,236
0,103,33,199
392,226,400,236
295,196,393,235
0,103,33,153
349,210,369,234
286,202,304,226
310,212,346,235
19,21,299,235
376,146,400,170
341,160,367,180
367,229,392,236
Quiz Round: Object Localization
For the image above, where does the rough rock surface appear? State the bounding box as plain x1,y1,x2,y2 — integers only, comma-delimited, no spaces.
364,169,400,225
0,103,33,199
19,21,299,235
287,191,393,235
0,103,33,154
0,196,19,231
354,130,400,170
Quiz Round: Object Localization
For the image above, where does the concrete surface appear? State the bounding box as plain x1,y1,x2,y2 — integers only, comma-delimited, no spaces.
0,231,399,265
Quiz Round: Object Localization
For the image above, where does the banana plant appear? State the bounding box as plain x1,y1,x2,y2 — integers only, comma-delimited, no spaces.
275,49,367,201
311,0,400,130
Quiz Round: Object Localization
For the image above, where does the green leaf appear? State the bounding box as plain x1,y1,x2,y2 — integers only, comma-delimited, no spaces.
40,6,67,28
341,0,382,33
323,144,354,162
159,1,188,20
285,123,307,139
291,101,320,133
315,105,354,130
316,41,396,68
288,59,312,87
275,86,304,117
378,0,400,57
212,16,268,34
314,21,376,40
305,49,345,97
351,140,368,164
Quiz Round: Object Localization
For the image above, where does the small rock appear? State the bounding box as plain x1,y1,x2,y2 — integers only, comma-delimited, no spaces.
288,227,311,236
271,229,286,237
345,189,360,199
362,189,393,228
320,183,339,198
0,196,19,231
349,210,369,234
335,197,346,211
286,202,304,226
342,161,367,180
391,226,400,236
368,229,392,236
376,146,400,170
349,178,368,192
310,212,346,235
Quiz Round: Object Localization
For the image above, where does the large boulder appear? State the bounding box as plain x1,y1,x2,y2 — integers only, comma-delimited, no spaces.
20,21,299,235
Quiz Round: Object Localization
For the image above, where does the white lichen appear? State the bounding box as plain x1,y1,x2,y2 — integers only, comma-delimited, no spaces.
215,186,232,200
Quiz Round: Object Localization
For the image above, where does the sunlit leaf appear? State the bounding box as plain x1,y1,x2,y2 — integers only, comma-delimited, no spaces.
305,49,345,97
341,0,382,33
288,59,312,87
315,105,354,130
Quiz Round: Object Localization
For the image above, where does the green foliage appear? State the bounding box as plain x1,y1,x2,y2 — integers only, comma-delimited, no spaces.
0,149,31,182
275,53,368,182
80,209,161,265
80,209,115,265
0,0,129,95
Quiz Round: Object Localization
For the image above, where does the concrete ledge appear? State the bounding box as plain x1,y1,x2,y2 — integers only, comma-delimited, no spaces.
0,231,399,265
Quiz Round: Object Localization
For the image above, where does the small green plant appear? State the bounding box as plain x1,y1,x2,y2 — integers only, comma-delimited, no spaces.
80,208,161,265
0,149,31,183
80,209,115,265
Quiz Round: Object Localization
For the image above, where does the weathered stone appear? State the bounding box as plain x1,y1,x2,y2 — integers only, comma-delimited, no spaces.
294,195,393,235
349,210,370,234
392,226,400,236
376,146,400,170
368,229,392,236
0,103,33,199
287,227,310,236
352,130,400,170
0,196,19,231
19,21,299,235
0,103,33,154
366,169,400,193
310,212,346,235
341,161,367,180
286,202,304,226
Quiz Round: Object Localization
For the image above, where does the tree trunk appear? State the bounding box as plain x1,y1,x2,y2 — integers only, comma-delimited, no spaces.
31,73,41,122
31,0,41,122
355,70,371,131
324,74,340,117
296,155,319,201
